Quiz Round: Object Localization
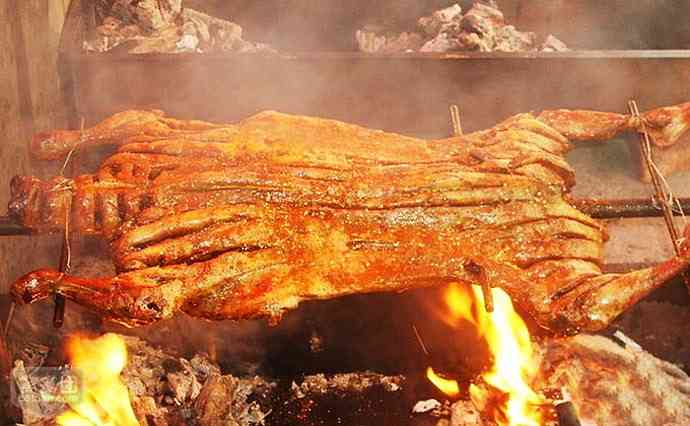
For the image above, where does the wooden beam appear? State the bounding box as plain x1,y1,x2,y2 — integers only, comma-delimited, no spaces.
6,0,35,135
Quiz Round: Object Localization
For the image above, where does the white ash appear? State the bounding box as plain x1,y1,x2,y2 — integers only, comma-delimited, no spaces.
413,398,441,413
417,4,463,37
292,371,404,397
449,399,482,426
357,2,568,53
539,334,690,426
492,25,536,52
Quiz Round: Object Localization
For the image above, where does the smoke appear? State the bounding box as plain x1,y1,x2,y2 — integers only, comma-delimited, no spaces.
75,1,690,135
514,0,690,49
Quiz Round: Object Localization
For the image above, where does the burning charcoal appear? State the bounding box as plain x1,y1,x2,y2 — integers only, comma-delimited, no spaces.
182,9,211,44
420,33,462,53
539,334,690,425
455,31,490,51
493,25,537,52
358,1,566,53
460,3,505,40
84,17,130,52
167,359,202,404
417,4,463,36
194,375,272,426
126,26,183,54
279,372,408,425
181,8,244,52
294,372,404,396
12,361,43,424
448,399,482,426
177,21,200,52
85,2,272,54
132,395,169,425
109,0,182,32
16,343,50,370
190,354,221,382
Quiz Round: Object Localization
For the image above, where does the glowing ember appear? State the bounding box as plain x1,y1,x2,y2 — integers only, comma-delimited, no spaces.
57,333,139,426
428,284,545,426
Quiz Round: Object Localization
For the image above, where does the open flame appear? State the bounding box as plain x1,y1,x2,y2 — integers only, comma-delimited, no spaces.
56,333,139,426
427,284,544,426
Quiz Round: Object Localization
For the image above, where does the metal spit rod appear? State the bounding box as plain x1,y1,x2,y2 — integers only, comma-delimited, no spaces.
1,197,690,236
0,197,688,237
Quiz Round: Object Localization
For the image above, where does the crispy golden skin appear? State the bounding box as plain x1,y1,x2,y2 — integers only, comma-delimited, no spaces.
8,107,690,332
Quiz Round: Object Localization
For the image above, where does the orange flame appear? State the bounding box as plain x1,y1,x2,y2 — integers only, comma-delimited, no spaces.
426,367,460,397
56,333,139,426
428,284,544,426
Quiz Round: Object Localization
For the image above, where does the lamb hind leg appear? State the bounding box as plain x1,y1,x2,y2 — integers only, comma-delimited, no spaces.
548,226,690,333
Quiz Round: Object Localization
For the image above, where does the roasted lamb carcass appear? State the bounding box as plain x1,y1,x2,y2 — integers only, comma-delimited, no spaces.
8,106,690,333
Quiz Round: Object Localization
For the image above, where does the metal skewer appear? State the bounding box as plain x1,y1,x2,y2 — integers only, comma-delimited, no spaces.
53,232,70,328
628,100,684,254
3,303,15,338
450,104,463,136
450,105,494,312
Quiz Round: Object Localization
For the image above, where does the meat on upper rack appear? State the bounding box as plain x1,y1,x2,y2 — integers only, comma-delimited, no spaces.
8,104,690,332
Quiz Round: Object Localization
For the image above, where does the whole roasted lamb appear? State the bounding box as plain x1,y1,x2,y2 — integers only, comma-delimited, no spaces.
8,104,690,332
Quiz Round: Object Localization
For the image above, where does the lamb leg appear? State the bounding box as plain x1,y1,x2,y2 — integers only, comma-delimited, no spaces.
539,103,690,181
548,224,690,333
31,110,232,160
536,110,630,141
10,247,292,327
631,102,690,182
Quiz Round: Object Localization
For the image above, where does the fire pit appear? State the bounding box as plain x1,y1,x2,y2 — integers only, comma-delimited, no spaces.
3,2,690,425
4,287,690,425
